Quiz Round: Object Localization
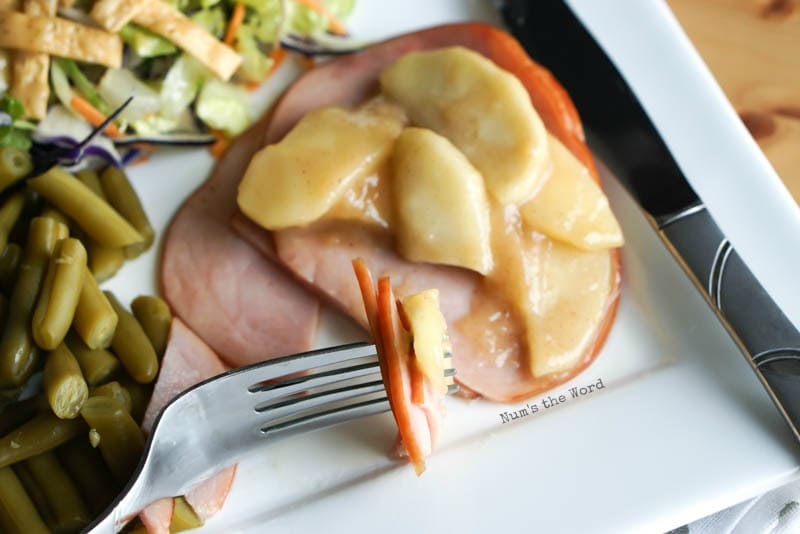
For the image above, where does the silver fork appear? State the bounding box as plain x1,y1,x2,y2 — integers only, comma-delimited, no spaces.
85,342,456,533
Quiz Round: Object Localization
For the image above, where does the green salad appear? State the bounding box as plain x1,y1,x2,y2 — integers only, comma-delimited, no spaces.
0,0,358,163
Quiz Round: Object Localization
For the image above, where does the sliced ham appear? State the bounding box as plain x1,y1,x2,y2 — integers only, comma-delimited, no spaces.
140,319,236,532
160,110,320,369
184,465,237,522
142,318,227,432
232,23,621,402
139,498,173,534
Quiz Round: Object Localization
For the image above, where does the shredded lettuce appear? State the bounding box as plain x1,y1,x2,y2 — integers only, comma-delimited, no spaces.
160,55,211,119
0,95,33,150
49,61,76,113
242,0,283,43
236,25,275,82
58,59,110,114
98,69,161,122
120,25,178,58
195,78,250,136
285,0,355,34
130,115,180,136
191,7,227,38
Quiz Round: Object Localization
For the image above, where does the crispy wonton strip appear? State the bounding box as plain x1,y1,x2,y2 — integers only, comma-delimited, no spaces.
0,51,9,93
0,0,19,11
132,0,241,80
90,0,149,33
0,13,123,68
9,0,57,119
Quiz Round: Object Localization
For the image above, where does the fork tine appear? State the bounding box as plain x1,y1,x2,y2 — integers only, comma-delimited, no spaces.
257,378,386,419
250,360,381,402
260,396,391,439
213,342,376,393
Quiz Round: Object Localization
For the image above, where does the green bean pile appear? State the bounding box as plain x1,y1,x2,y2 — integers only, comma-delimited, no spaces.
0,159,202,533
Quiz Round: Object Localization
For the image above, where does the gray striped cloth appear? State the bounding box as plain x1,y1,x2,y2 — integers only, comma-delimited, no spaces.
669,479,800,534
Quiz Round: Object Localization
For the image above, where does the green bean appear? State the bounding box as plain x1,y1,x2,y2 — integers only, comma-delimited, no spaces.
43,343,89,420
25,451,91,532
74,268,118,350
56,438,117,514
12,463,55,529
39,205,70,227
0,147,32,193
75,170,103,196
0,389,21,410
75,170,127,281
0,395,47,436
0,192,25,253
87,241,126,282
131,295,172,358
32,238,87,350
0,217,68,389
80,396,144,481
100,165,156,258
27,168,144,248
0,466,49,534
0,412,86,468
64,330,119,386
90,381,132,413
0,293,6,326
0,243,22,294
106,292,158,384
171,496,204,531
118,376,151,425
100,166,154,258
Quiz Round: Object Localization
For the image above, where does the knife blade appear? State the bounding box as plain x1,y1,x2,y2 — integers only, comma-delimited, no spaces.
499,0,800,440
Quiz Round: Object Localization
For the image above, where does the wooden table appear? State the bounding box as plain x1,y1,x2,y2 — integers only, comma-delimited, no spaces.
669,0,800,204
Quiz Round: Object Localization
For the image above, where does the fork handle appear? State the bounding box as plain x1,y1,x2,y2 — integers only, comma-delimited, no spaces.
658,204,800,439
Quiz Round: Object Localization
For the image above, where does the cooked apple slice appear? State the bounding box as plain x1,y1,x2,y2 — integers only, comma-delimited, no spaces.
238,101,406,230
520,135,624,250
392,127,493,275
380,46,549,205
525,238,615,377
490,209,616,377
401,289,452,397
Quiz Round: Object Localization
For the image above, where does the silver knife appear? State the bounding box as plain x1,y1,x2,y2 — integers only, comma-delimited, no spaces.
498,0,800,440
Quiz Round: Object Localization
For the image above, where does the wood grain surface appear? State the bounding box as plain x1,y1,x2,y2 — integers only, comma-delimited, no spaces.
669,0,800,204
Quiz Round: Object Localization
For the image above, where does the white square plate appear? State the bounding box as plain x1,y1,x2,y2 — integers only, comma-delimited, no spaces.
111,1,800,532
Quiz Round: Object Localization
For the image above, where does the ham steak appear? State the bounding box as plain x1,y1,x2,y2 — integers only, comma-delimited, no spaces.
140,319,237,530
160,111,320,369
232,22,621,402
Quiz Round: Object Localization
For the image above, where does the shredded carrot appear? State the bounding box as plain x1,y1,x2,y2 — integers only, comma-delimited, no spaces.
243,80,261,91
300,55,315,69
395,299,411,330
268,45,287,76
70,96,120,137
377,276,426,475
209,138,229,158
292,0,348,35
223,2,246,46
410,358,425,405
208,130,229,158
129,153,151,167
353,259,389,393
129,142,157,152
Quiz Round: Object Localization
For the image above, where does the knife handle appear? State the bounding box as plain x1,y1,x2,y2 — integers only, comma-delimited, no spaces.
659,205,800,438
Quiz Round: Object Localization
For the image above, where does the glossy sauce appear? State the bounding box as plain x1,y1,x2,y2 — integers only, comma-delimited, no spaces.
326,167,616,378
